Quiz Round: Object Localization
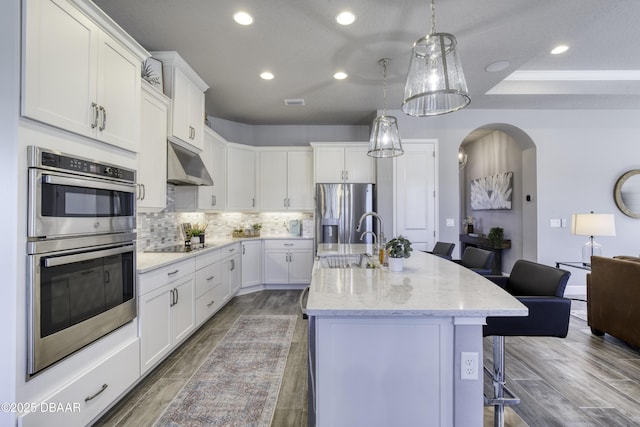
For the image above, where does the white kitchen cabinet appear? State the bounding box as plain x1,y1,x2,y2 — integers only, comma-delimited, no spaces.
22,0,144,152
138,258,195,374
19,339,140,427
258,149,313,210
311,143,375,183
263,239,313,284
151,51,208,152
198,127,227,210
138,81,170,210
221,243,241,296
194,248,228,326
393,142,437,252
241,240,263,288
227,144,256,210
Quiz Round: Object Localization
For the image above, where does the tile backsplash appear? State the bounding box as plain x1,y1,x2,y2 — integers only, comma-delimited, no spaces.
137,185,313,251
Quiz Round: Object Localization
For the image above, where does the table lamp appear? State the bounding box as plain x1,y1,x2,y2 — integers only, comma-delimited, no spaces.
571,212,616,265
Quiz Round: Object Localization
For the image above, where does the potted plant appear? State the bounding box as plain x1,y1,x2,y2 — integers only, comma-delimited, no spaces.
385,235,413,272
189,223,208,244
252,223,262,237
488,227,504,248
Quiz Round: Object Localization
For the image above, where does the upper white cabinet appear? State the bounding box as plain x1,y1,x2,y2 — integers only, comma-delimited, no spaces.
22,0,145,151
311,143,375,183
151,51,208,152
258,148,313,211
198,127,227,210
227,143,256,211
138,81,170,210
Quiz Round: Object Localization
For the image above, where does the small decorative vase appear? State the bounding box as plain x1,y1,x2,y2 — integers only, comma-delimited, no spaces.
388,257,403,272
199,234,205,244
191,236,199,246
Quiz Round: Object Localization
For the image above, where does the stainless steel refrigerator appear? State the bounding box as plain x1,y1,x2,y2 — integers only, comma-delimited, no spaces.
315,183,375,246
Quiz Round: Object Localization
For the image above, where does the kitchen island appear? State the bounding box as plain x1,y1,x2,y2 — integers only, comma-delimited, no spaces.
306,244,527,427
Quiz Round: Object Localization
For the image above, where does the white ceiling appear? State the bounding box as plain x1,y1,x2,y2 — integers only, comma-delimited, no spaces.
95,0,640,125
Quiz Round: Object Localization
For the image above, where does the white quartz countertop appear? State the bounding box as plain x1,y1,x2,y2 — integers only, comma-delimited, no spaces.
137,235,313,274
306,248,527,318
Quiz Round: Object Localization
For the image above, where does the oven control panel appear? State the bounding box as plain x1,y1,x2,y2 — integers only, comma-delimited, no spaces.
29,146,135,183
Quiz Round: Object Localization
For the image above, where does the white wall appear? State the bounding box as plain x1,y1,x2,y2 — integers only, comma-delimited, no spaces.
0,0,19,423
392,108,640,291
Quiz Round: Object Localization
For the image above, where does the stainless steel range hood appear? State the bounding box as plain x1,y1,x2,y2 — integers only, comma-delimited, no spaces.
167,142,213,186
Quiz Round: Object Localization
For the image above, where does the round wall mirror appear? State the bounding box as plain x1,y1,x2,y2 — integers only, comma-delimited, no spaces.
614,170,640,219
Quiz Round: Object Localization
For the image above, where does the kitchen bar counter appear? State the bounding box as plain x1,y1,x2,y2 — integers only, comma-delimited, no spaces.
306,247,527,427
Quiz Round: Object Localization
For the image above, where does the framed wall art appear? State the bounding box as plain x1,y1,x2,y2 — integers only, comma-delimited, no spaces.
141,57,163,92
470,171,513,210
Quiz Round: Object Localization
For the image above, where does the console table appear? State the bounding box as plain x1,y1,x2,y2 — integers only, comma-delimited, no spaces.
459,234,511,275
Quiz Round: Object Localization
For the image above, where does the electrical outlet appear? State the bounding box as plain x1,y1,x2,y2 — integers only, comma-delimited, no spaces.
461,352,479,380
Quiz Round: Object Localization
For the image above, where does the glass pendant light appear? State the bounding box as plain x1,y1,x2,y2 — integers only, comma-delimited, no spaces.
402,0,470,116
368,58,403,158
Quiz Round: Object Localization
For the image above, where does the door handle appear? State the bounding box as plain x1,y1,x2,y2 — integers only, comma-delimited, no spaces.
91,102,99,129
169,289,175,307
98,106,106,131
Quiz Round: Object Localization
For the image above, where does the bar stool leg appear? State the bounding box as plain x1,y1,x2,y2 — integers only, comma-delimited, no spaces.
493,335,505,427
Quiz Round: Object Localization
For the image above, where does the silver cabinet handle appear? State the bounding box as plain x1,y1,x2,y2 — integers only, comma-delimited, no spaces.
242,244,245,255
207,275,215,281
174,287,179,305
229,248,235,253
141,183,145,200
212,195,216,206
169,289,175,307
98,106,106,131
167,269,179,277
91,102,99,129
85,384,108,402
230,259,235,271
252,198,255,207
284,243,294,247
206,300,215,308
345,170,349,181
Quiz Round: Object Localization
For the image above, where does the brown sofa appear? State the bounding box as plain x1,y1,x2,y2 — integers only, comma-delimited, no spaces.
587,255,640,348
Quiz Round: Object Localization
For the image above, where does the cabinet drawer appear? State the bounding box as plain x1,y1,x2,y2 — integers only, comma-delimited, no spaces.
19,339,140,427
195,248,221,270
138,258,195,296
195,285,225,326
220,243,241,259
195,261,221,298
264,239,313,250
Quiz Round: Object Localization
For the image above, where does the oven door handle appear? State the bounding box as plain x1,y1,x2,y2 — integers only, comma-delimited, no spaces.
43,174,135,194
44,245,133,267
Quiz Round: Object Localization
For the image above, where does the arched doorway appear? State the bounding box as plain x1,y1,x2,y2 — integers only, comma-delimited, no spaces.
458,124,537,273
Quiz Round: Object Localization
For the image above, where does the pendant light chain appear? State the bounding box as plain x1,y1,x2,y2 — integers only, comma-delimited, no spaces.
382,58,388,116
430,0,436,35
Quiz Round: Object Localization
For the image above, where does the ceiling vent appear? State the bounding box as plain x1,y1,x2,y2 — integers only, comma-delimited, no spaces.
284,98,305,106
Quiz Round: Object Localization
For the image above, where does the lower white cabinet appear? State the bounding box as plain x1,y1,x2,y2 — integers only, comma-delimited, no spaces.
194,248,228,326
263,239,313,284
241,240,263,288
138,258,195,374
221,243,241,296
19,339,140,427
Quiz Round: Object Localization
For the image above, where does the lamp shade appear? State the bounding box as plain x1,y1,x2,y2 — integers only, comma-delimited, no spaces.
402,33,470,116
571,213,616,236
368,115,403,158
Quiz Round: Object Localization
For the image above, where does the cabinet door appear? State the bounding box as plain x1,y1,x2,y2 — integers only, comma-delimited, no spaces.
187,81,205,151
198,130,226,210
139,285,172,374
345,146,375,183
227,146,256,210
287,151,314,210
171,275,195,344
394,143,436,252
170,67,193,145
259,151,288,210
223,255,241,295
22,0,97,138
138,83,169,210
289,250,313,283
95,31,141,151
263,250,290,284
314,147,345,183
241,241,263,288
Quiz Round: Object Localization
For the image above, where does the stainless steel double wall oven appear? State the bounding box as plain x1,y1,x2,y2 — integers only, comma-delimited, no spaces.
27,146,137,376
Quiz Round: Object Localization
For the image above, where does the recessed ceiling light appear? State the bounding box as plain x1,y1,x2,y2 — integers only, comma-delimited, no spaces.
485,61,510,73
333,71,348,80
260,71,274,80
336,11,356,26
551,45,569,55
233,11,253,26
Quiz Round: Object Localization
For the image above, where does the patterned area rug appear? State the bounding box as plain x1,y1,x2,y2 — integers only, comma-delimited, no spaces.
155,315,297,427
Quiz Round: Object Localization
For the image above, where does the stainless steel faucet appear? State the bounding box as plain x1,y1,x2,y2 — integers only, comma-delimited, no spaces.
356,211,384,246
359,231,377,247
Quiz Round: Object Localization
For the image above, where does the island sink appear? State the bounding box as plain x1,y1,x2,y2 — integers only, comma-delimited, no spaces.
316,254,376,269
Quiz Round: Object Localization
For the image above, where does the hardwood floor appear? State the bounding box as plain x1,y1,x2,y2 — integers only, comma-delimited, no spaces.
94,292,640,427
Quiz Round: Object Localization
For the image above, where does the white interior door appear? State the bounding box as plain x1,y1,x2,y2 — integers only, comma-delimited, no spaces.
394,143,436,252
